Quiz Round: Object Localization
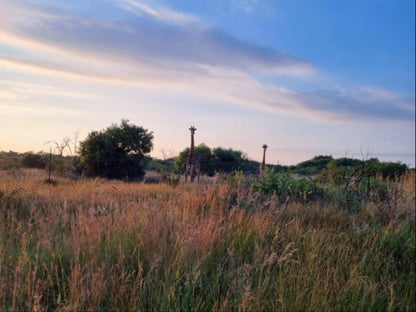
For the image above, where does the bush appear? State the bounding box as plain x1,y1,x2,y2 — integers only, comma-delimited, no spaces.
291,155,334,176
21,153,46,169
254,169,405,212
79,120,153,180
254,169,326,204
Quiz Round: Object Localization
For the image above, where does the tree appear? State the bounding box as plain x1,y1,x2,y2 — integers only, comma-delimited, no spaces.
292,155,334,175
212,147,245,173
175,145,262,176
174,144,215,176
21,153,46,169
79,120,153,180
317,157,408,188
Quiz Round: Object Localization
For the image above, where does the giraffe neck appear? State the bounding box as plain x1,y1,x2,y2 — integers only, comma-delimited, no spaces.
187,134,195,163
260,148,266,173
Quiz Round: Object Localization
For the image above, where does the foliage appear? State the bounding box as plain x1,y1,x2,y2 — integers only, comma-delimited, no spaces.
174,144,215,176
378,161,408,179
212,147,246,173
241,159,265,173
47,155,78,178
142,156,167,171
21,153,46,169
289,155,333,176
0,151,22,170
269,163,288,173
144,157,181,185
79,120,153,180
2,149,410,182
318,157,408,187
175,145,259,176
254,169,326,204
253,166,412,213
0,170,414,311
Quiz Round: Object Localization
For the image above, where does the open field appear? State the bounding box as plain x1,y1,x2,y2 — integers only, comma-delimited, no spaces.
0,169,414,311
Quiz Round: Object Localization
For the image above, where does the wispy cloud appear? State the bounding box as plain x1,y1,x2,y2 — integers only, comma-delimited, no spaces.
0,80,86,99
0,0,312,75
297,87,415,121
0,0,413,122
113,0,200,25
0,78,91,118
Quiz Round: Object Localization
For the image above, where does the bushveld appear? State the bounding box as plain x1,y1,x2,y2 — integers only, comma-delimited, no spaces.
0,169,414,311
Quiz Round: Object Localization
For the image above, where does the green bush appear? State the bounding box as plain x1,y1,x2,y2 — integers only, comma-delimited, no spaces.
254,169,326,204
21,153,46,169
79,120,153,180
291,155,333,176
326,188,363,212
253,169,401,212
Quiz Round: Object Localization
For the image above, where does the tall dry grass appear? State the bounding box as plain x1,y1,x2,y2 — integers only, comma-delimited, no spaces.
0,170,414,311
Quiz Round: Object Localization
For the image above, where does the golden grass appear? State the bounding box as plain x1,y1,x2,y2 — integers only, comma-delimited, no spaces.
0,170,414,311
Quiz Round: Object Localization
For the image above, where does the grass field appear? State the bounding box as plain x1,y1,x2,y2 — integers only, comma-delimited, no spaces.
0,169,414,311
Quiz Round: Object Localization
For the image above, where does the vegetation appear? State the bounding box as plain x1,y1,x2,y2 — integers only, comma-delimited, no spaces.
1,146,409,185
21,153,46,169
175,144,216,176
0,167,414,311
0,151,39,170
175,145,269,176
289,155,334,175
0,121,413,310
79,120,153,180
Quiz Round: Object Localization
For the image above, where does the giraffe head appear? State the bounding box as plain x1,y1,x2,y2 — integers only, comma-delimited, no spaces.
262,144,268,150
189,126,197,135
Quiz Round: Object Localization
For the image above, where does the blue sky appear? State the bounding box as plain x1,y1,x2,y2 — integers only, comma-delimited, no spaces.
0,0,414,166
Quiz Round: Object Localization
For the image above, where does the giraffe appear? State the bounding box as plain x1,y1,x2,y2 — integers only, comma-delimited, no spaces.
259,144,268,175
185,126,200,182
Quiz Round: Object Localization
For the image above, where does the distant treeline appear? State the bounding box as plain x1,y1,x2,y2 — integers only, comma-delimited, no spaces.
287,155,410,180
2,149,407,180
0,151,81,177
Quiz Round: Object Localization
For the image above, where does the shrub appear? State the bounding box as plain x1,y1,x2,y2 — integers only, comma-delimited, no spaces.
254,169,326,204
79,120,153,180
21,153,46,169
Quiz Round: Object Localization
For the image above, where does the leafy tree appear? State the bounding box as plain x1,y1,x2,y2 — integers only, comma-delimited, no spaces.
79,120,153,180
270,164,288,173
317,158,365,187
241,159,265,173
212,147,245,173
21,153,46,169
318,157,408,187
291,155,334,175
174,144,215,176
175,145,262,176
379,161,408,179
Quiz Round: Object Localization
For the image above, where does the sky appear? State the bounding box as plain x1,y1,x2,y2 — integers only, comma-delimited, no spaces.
0,0,414,166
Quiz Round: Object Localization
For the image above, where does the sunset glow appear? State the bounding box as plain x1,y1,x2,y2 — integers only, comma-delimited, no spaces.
1,0,414,165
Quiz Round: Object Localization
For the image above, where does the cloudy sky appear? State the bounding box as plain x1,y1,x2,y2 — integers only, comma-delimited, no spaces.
0,0,414,166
